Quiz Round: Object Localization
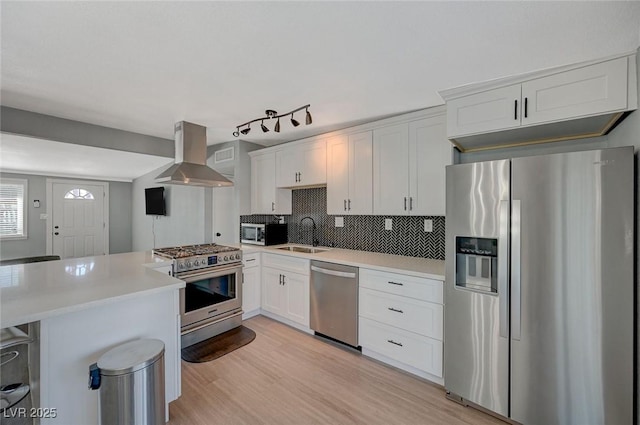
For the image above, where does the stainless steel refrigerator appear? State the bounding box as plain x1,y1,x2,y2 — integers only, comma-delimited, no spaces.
444,147,633,425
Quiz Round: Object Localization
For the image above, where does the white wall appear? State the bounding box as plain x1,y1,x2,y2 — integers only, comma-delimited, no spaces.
132,163,206,251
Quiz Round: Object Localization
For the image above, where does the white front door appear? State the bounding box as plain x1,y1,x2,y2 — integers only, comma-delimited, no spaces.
51,181,107,258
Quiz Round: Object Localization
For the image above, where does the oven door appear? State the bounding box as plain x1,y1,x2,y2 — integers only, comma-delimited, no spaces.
178,264,243,329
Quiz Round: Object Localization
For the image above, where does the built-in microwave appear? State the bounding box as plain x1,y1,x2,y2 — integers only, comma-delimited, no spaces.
241,223,288,246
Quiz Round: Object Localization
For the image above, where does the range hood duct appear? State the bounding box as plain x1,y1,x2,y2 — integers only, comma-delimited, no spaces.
155,121,233,187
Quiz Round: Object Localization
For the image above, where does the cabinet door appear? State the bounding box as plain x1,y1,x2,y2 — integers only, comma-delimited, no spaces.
242,266,261,313
261,267,285,315
251,153,276,214
522,57,628,126
408,116,450,216
349,131,373,215
373,123,409,215
275,149,299,188
300,139,327,186
326,135,350,214
283,271,309,327
446,84,522,138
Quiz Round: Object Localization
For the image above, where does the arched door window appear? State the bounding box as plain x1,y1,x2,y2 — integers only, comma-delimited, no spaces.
64,188,95,200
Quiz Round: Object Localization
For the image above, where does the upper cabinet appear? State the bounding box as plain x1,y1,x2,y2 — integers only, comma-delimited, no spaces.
373,114,450,216
326,131,373,215
250,152,292,214
276,139,326,188
441,52,638,152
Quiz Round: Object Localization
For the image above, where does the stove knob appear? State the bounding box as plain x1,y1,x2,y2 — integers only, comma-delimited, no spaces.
224,256,228,261
186,261,192,268
235,254,241,260
179,263,185,269
194,260,199,266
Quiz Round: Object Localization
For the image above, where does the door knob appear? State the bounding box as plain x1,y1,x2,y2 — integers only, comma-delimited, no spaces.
216,233,221,237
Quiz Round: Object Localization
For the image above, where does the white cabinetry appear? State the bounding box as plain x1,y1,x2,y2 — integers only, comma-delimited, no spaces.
242,253,261,319
442,54,637,152
373,114,450,216
250,152,292,214
276,139,326,188
359,268,444,383
326,131,373,215
261,253,310,330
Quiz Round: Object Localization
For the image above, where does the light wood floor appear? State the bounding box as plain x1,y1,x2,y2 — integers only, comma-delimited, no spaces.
168,315,504,425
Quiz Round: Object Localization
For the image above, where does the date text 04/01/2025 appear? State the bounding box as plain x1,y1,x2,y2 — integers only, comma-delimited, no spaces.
2,407,58,419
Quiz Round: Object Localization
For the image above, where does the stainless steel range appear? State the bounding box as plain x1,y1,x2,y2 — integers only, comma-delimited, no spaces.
153,243,243,347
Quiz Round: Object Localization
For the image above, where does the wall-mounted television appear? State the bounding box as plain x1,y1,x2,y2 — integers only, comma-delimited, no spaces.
145,187,166,216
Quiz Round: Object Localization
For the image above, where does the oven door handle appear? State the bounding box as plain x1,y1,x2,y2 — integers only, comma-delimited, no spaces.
178,264,243,282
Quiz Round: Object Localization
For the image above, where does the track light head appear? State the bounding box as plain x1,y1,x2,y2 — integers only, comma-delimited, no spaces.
233,128,240,137
291,114,300,127
240,125,251,135
274,118,281,133
305,108,312,125
261,120,269,133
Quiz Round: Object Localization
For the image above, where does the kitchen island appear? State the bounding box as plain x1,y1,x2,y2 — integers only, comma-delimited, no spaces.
0,251,184,425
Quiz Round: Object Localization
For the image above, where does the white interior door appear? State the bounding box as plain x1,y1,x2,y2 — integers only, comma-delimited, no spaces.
51,181,107,259
213,186,236,244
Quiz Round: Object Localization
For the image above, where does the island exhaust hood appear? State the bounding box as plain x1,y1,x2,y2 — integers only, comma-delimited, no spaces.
155,121,233,187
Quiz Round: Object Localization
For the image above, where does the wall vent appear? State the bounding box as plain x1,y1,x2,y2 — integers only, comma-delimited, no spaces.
214,147,235,164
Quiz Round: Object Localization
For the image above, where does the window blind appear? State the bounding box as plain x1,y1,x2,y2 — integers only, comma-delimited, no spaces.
0,180,26,238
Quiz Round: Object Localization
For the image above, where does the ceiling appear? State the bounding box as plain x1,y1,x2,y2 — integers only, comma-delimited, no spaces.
0,133,172,182
1,2,640,178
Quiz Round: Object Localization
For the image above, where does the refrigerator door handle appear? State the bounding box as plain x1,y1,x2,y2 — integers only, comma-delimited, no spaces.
498,200,509,339
512,199,522,341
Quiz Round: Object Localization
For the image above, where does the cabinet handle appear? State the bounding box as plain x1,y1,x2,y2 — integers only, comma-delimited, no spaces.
388,281,403,286
388,307,404,314
348,199,351,210
387,340,403,347
298,172,302,182
54,232,59,235
272,202,275,212
514,99,518,120
245,258,255,262
524,97,528,118
409,197,413,211
404,197,407,211
344,200,347,211
282,275,286,285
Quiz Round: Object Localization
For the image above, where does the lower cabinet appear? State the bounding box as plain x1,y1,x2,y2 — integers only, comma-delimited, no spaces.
261,254,310,328
359,268,444,383
242,253,261,319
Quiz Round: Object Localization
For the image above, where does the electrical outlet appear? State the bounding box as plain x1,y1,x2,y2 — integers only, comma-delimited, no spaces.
335,217,344,227
277,216,285,224
424,219,433,232
39,213,48,220
385,218,393,231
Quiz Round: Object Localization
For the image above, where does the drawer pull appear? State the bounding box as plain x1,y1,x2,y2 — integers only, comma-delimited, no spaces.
387,339,403,347
388,281,404,286
245,258,256,262
388,307,404,314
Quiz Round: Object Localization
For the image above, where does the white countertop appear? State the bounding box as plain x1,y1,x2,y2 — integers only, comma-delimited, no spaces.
0,251,184,328
241,244,445,280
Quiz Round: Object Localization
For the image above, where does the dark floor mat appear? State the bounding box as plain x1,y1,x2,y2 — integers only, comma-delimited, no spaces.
181,326,256,363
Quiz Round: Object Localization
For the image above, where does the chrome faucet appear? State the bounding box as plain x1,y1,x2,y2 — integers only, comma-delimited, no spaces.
300,216,319,247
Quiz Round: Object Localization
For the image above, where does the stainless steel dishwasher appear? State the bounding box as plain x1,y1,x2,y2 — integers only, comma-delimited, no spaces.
310,261,359,347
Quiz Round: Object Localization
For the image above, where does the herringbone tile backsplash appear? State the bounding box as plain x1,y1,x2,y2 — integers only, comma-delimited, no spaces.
241,187,445,260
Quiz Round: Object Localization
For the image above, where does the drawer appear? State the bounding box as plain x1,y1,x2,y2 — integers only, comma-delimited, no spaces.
359,287,443,340
242,253,261,268
360,269,443,303
359,317,442,378
262,253,310,275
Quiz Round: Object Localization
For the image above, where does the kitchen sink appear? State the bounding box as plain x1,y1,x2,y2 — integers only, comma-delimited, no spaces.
275,246,330,254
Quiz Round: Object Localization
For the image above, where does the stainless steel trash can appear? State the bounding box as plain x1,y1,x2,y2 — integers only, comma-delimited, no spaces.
89,339,165,425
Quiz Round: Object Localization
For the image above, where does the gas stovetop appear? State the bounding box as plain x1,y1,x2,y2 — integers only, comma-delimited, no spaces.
153,243,242,274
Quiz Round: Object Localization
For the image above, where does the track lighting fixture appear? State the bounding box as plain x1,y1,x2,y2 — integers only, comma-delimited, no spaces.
233,104,312,137
305,107,312,125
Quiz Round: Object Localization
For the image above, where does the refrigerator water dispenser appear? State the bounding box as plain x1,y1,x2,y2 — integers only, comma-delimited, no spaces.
455,237,498,294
